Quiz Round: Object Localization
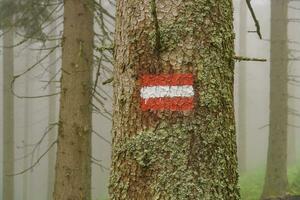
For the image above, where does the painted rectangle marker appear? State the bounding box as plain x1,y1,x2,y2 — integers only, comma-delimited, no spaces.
140,74,194,111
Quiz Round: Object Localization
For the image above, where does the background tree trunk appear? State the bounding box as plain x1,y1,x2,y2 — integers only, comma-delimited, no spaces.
262,0,289,198
53,0,94,199
2,26,14,200
109,0,239,199
22,48,31,200
237,0,248,174
47,18,58,200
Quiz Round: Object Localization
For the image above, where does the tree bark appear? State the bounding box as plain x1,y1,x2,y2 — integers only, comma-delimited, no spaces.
237,0,248,174
261,0,288,198
109,0,239,199
2,26,14,200
53,0,94,199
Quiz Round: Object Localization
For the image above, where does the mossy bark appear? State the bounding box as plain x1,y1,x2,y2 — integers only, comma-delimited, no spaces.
53,0,94,199
261,0,288,199
109,0,239,199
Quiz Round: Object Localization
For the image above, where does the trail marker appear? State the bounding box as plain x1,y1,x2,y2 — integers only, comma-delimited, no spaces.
140,74,194,111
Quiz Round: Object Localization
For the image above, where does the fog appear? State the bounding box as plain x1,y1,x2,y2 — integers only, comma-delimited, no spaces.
0,0,300,200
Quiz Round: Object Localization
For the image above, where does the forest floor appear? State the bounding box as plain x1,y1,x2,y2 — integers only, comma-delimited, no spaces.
240,161,300,200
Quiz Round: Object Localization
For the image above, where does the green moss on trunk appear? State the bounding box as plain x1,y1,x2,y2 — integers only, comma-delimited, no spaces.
110,0,239,199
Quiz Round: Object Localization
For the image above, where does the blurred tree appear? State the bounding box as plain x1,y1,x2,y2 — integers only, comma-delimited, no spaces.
53,0,94,199
47,3,59,199
22,48,32,200
261,0,289,199
109,0,239,199
238,0,248,174
2,13,15,200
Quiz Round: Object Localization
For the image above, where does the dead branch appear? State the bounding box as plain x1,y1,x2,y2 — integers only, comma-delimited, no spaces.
246,0,263,39
234,56,267,62
8,140,57,176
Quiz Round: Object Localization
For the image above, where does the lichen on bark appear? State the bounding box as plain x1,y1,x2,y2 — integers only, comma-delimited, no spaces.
109,0,240,199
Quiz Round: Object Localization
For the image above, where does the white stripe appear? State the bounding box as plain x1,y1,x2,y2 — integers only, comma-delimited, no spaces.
140,86,194,99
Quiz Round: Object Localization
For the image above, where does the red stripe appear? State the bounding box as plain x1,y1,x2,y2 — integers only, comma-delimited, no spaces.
140,74,193,86
141,97,194,111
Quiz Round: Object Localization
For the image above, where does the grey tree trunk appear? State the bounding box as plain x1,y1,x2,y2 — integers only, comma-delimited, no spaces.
22,48,31,200
2,27,15,200
47,20,58,200
109,0,240,199
237,0,248,174
53,0,94,199
261,0,288,198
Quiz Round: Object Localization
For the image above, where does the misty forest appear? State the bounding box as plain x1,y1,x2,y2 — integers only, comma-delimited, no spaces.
0,0,300,200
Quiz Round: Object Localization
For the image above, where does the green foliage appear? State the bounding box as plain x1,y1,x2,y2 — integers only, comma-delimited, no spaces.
0,0,58,41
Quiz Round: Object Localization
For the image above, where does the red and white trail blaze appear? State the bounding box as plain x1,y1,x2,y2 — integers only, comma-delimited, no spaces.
140,74,195,111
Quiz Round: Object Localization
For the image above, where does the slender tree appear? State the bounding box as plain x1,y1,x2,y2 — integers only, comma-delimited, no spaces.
47,10,58,199
53,0,94,199
47,42,57,200
237,0,248,174
109,0,239,199
262,0,289,198
2,23,15,200
22,48,32,200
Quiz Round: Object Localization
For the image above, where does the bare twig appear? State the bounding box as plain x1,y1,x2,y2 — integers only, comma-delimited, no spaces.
8,140,57,176
246,0,263,39
234,56,267,62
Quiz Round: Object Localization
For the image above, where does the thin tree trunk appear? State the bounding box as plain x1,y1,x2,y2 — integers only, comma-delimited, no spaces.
261,0,288,199
47,8,58,198
47,39,57,200
53,0,94,199
109,0,239,199
237,0,248,174
22,48,31,200
2,27,14,200
288,125,296,165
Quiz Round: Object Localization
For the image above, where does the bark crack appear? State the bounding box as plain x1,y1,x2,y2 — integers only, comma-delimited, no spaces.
150,0,161,55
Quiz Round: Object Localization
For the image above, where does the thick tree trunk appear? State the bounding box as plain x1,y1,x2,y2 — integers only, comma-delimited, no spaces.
237,0,248,174
109,0,239,199
261,0,288,199
53,0,94,199
2,27,14,200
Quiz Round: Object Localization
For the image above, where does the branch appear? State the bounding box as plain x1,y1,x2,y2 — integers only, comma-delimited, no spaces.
8,140,57,176
246,0,263,39
234,56,267,62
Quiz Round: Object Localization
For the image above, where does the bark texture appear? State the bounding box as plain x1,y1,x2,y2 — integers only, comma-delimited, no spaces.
109,0,239,199
2,26,14,200
53,0,94,199
237,0,247,174
262,0,288,198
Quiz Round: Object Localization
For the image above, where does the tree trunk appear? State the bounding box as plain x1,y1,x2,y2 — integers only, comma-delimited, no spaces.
48,42,57,200
109,0,239,199
261,0,288,198
288,122,296,165
23,48,31,200
2,26,14,200
47,14,58,199
237,0,248,174
53,0,94,199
